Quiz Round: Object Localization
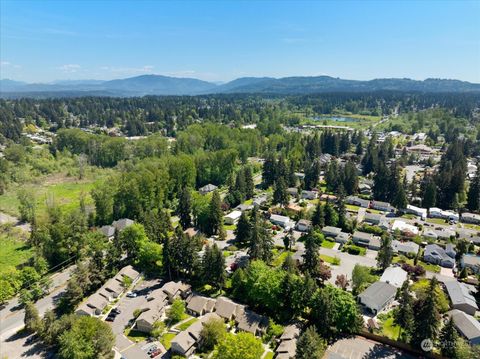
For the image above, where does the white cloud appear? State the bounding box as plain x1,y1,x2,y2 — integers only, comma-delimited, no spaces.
1,61,11,66
59,64,81,73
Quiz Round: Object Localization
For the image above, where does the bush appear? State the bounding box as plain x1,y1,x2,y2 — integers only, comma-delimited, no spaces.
167,299,185,324
225,245,238,251
347,246,361,255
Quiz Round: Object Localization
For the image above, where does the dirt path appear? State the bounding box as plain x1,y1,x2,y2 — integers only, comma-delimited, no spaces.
0,212,31,232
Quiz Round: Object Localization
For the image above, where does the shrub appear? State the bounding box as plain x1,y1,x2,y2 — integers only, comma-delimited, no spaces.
347,246,361,255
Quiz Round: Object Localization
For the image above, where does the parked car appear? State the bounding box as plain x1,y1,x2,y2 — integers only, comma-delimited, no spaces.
126,291,137,298
105,315,115,322
111,308,121,314
150,349,161,358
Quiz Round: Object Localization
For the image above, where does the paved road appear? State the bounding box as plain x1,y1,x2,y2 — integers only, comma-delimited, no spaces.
0,265,74,341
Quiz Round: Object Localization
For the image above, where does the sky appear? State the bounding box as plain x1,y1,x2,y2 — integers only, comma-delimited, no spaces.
1,0,479,83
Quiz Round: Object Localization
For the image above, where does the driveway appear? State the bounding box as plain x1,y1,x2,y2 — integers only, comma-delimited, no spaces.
325,336,415,359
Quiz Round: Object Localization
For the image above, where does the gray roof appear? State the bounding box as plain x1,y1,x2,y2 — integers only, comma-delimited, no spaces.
392,240,419,254
448,309,480,341
353,231,374,241
276,339,297,356
236,308,268,334
463,255,480,267
118,265,140,281
100,225,115,237
214,297,243,319
445,281,478,311
364,213,383,222
358,281,397,309
424,244,451,262
322,226,342,235
112,218,134,231
280,325,300,340
187,295,216,314
379,267,408,288
199,184,217,193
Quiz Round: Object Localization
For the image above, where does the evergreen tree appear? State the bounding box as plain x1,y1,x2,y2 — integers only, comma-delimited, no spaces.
202,244,226,289
412,277,441,347
439,317,458,358
343,160,359,195
234,211,251,247
262,152,276,188
302,231,320,277
178,187,192,229
311,201,325,227
248,209,273,262
244,166,255,199
394,280,414,340
324,201,338,227
273,178,289,206
377,233,394,270
393,182,408,209
467,167,480,211
207,191,223,235
295,326,326,359
423,179,437,208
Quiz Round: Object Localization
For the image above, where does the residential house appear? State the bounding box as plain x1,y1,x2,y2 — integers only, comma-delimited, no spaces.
423,244,455,268
214,297,244,321
358,281,397,314
235,308,269,336
352,231,381,250
136,300,167,333
270,214,293,229
287,187,298,197
429,207,459,221
322,226,342,238
445,243,457,258
253,195,267,207
392,240,419,256
99,225,115,240
444,281,478,316
379,267,408,288
76,293,108,316
118,265,140,285
447,309,480,345
199,184,218,195
186,295,216,317
461,255,480,274
358,183,372,195
162,281,192,303
406,205,427,220
171,313,221,357
301,190,318,200
235,203,253,212
224,210,242,225
112,218,134,232
335,232,350,244
461,212,480,225
296,219,312,232
392,220,419,236
363,212,383,225
370,201,395,212
346,196,370,208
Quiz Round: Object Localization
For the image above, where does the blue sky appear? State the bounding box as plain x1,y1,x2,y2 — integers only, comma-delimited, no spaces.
1,0,479,83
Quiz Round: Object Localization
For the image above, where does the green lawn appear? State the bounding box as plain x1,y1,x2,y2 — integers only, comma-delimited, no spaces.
176,317,198,331
272,250,294,267
124,329,149,342
224,224,236,231
321,240,335,249
160,332,177,349
392,255,440,273
426,218,448,225
346,204,361,212
0,169,111,219
320,254,341,265
0,230,33,276
380,317,401,340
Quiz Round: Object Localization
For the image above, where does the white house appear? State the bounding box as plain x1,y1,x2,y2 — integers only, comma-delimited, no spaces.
270,214,293,229
406,205,427,220
392,220,419,236
224,210,242,225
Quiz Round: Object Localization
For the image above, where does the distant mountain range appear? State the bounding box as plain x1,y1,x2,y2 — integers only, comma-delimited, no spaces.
1,74,479,98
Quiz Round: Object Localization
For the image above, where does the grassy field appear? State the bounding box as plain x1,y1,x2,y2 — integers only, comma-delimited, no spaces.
272,250,294,267
426,218,448,225
160,332,177,349
320,254,341,265
0,169,111,220
176,317,199,331
124,329,149,342
392,255,441,273
321,239,335,249
0,228,32,276
380,316,400,340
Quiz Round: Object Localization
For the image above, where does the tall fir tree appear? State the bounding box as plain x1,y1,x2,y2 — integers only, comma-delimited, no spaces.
412,277,441,347
207,191,223,235
467,167,480,211
273,178,289,206
377,233,394,270
244,166,255,199
235,211,251,247
178,187,192,229
311,201,325,227
439,317,459,359
302,231,320,277
394,280,414,340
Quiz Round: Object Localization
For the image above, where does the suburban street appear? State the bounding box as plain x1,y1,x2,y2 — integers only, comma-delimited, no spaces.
0,265,74,358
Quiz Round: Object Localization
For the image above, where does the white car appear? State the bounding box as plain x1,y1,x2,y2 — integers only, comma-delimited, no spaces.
126,291,137,298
